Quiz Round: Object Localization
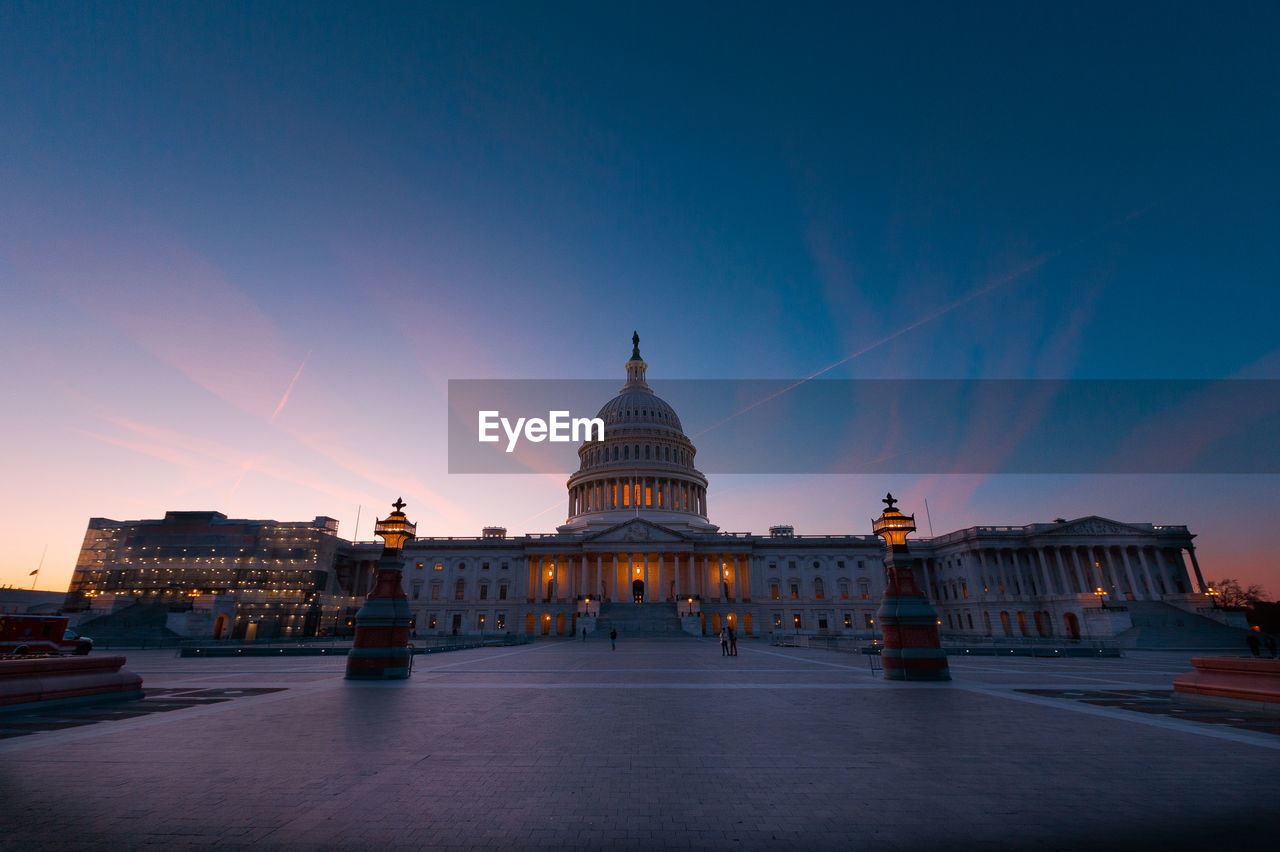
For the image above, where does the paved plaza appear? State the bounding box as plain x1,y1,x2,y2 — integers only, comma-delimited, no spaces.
3,638,1279,850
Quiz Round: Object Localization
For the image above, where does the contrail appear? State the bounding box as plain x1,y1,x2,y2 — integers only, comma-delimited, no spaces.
271,350,312,421
691,201,1158,439
690,253,1053,438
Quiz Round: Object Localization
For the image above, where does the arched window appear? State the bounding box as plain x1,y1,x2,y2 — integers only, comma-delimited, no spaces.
624,446,629,460
613,446,619,461
645,445,650,459
838,579,849,599
814,578,825,600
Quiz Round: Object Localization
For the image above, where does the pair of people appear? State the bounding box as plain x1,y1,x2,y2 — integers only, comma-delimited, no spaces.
719,626,737,656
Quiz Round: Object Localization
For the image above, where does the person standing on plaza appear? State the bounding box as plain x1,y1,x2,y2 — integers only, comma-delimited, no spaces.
719,627,728,656
582,627,587,641
610,629,617,650
1247,632,1261,656
728,625,738,656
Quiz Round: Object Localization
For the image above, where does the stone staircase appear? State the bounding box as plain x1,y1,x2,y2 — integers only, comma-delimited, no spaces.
593,602,685,637
1114,600,1252,650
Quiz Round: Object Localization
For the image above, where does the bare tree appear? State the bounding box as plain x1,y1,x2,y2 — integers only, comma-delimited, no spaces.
1207,578,1268,608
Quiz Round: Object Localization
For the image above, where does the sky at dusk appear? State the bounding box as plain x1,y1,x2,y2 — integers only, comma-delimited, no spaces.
1,3,1278,595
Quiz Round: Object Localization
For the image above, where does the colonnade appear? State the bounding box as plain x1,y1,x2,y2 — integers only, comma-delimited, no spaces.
566,477,706,517
916,543,1203,603
526,551,749,603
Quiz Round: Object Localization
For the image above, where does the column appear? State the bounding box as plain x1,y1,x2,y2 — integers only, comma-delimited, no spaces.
1118,547,1142,600
1137,547,1159,597
658,552,666,601
1185,546,1207,593
1034,548,1053,596
612,552,620,602
974,549,988,596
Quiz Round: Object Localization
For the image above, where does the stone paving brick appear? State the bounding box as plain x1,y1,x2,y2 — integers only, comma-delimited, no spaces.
1,642,1278,849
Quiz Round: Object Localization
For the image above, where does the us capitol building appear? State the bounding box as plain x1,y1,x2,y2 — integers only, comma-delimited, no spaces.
64,336,1237,646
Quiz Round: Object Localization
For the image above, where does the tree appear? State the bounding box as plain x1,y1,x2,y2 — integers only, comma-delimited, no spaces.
1207,578,1268,608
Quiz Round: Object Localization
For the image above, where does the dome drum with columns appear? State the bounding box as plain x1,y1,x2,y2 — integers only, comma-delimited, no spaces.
560,332,715,533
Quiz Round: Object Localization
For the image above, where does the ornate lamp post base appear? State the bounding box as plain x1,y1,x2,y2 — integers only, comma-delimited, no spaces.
877,592,950,681
346,593,414,680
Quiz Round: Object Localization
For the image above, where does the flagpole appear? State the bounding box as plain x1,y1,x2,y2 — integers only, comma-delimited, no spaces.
32,544,47,590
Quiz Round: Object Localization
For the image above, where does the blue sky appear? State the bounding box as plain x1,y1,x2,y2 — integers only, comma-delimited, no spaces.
1,2,1277,593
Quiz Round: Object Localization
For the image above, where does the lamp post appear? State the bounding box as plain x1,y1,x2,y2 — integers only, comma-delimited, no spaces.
1093,586,1107,609
345,498,417,680
873,493,950,681
1205,586,1220,608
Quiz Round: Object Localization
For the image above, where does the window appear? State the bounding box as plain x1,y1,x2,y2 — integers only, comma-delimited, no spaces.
858,580,870,599
961,581,968,599
501,561,509,571
814,578,825,600
789,583,799,600
411,582,422,600
843,613,853,629
812,561,820,570
479,584,488,600
817,613,828,630
967,612,974,629
864,613,874,628
838,580,849,599
454,579,465,600
496,612,506,630
477,613,486,630
416,562,424,570
837,560,845,569
788,561,797,571
773,612,783,629
434,562,443,571
482,561,490,571
458,561,467,570
770,583,780,600
499,584,508,600
431,583,440,601
428,613,437,630
793,613,803,630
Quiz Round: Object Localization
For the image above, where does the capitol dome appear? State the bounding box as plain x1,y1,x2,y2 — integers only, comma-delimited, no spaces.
560,333,715,532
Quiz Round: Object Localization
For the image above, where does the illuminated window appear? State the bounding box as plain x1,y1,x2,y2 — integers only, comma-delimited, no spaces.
843,613,852,629
814,579,825,600
793,613,803,630
434,562,443,571
838,580,849,599
477,613,486,630
773,612,783,629
858,580,870,599
770,583,780,600
496,612,506,630
428,613,437,630
790,583,799,600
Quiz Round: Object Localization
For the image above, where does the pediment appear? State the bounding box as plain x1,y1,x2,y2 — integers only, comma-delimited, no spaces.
1042,516,1150,538
584,519,693,544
